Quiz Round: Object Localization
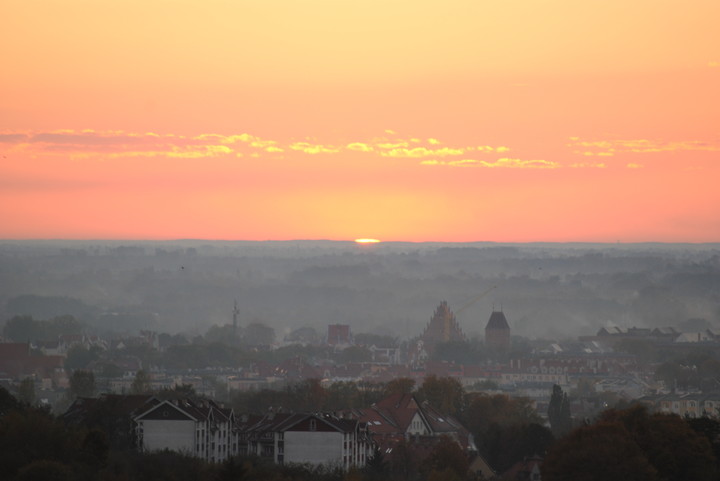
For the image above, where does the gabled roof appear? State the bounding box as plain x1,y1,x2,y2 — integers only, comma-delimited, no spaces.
418,400,463,434
373,393,421,432
244,412,359,436
135,401,199,421
281,413,360,434
135,399,199,422
347,392,471,444
134,397,234,424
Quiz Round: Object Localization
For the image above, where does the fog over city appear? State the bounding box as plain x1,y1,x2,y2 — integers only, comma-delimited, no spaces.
3,0,720,478
2,240,718,341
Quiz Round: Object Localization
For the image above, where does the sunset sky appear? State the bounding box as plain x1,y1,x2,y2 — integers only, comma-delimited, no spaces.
2,1,718,242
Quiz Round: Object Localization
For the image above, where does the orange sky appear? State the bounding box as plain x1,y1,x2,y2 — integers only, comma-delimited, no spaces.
1,0,719,242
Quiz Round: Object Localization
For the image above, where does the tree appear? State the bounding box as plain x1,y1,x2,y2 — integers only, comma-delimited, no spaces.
2,314,85,343
215,456,247,481
292,378,327,411
64,345,101,371
548,384,572,437
383,377,415,397
600,406,718,481
241,322,275,347
158,383,197,400
204,324,238,346
387,438,417,480
2,316,43,342
14,460,73,481
655,361,694,391
0,407,84,480
326,381,362,410
463,392,541,434
416,376,465,418
544,406,718,481
78,429,108,469
0,385,22,415
543,421,657,481
17,378,35,406
483,422,554,473
286,326,320,344
69,370,95,399
130,369,152,394
688,416,720,472
364,445,388,480
463,392,549,472
421,436,469,479
45,315,84,339
337,345,372,364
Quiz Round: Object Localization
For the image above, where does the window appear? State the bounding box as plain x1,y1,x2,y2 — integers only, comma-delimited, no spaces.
309,419,317,431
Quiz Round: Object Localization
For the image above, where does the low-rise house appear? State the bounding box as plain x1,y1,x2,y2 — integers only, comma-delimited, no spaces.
0,342,65,382
675,332,714,343
503,454,543,481
594,377,646,399
342,393,476,454
134,398,236,463
641,391,720,418
243,412,372,471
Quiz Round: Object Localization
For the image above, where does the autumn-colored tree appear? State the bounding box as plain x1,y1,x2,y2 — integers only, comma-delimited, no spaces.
421,436,469,480
483,422,554,474
416,376,464,418
326,381,363,410
545,405,718,481
387,438,417,480
688,416,720,471
0,407,84,479
292,378,328,411
600,406,717,481
383,377,416,397
462,391,548,471
543,421,657,481
462,392,541,434
363,445,389,480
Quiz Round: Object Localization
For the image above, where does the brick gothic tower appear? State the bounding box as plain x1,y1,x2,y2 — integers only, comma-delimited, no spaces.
485,309,510,352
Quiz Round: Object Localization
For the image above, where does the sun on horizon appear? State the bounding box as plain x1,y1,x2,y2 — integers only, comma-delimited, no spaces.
1,1,719,242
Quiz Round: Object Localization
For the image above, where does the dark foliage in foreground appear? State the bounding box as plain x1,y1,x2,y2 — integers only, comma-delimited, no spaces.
543,405,718,481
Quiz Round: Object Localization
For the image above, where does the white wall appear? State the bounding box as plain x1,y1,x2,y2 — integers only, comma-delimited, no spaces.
284,431,343,466
141,419,196,454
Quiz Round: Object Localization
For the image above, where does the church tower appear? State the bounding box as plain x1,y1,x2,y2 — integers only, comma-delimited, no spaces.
418,301,468,354
485,309,510,352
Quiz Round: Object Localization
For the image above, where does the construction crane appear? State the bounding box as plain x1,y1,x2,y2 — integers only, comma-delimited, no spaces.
455,285,498,316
